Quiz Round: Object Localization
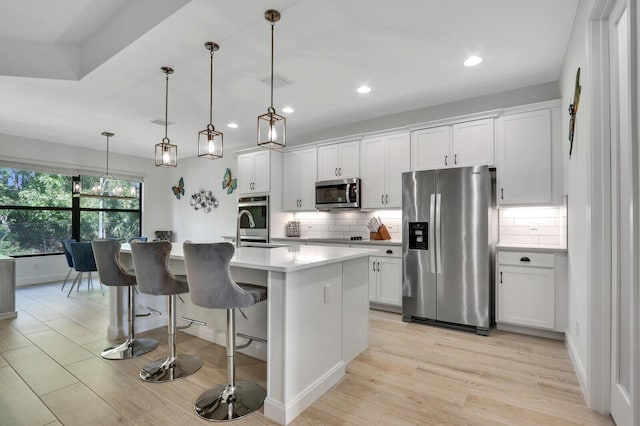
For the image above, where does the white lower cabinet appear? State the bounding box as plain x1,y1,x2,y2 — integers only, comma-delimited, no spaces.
496,250,566,332
369,256,402,306
368,247,402,308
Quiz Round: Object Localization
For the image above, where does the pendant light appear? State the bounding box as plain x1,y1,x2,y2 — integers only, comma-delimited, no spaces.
198,42,223,159
257,9,286,149
155,66,177,167
73,132,138,199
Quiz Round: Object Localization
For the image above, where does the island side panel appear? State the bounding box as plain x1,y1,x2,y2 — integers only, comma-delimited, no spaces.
265,263,345,424
342,256,370,363
265,270,286,423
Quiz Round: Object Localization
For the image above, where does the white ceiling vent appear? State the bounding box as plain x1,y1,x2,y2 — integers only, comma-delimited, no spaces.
261,74,293,89
150,119,174,126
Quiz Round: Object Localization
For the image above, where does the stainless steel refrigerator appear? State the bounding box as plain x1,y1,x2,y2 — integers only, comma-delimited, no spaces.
402,165,496,335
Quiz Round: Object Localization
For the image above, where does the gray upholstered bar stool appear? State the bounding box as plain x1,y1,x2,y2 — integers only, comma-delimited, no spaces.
92,239,158,359
183,241,267,421
130,241,202,383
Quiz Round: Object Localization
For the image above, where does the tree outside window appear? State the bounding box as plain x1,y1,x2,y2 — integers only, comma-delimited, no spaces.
0,168,142,256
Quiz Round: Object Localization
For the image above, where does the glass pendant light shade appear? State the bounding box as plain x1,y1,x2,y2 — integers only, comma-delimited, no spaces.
257,9,286,149
198,125,223,158
155,66,177,167
258,108,286,148
155,138,177,167
72,176,81,197
198,42,223,159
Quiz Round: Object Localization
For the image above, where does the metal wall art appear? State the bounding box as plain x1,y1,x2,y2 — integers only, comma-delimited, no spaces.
190,189,218,212
568,67,581,158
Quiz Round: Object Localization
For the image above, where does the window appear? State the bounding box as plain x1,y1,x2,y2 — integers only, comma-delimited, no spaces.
0,167,142,256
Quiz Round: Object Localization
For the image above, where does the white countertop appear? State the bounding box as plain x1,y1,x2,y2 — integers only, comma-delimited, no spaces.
121,242,376,273
271,237,402,247
496,243,568,253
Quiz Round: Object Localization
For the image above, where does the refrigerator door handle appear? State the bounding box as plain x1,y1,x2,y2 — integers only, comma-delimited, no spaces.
435,193,442,273
429,194,436,272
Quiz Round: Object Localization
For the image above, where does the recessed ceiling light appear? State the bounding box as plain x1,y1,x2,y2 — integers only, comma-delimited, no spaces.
282,106,294,114
464,56,483,67
227,122,238,129
357,85,371,94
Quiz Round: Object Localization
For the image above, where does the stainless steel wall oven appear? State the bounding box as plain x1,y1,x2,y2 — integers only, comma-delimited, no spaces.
237,195,269,243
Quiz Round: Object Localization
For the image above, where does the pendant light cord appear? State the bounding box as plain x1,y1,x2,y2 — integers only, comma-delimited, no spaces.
270,20,274,111
164,71,169,140
209,49,214,126
105,135,110,175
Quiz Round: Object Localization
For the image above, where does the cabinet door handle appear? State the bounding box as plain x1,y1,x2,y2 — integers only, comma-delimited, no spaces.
454,153,458,164
385,194,388,204
372,261,376,272
445,155,448,166
299,199,302,207
339,167,342,176
377,262,380,272
500,271,503,284
501,188,504,200
335,168,338,176
386,249,393,254
520,257,531,263
381,194,384,204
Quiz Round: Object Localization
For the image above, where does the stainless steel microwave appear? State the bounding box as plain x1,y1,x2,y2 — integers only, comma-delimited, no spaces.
315,178,360,210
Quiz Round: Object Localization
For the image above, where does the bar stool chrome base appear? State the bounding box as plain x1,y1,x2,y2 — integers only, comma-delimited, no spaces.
140,355,202,383
101,337,158,360
194,381,266,421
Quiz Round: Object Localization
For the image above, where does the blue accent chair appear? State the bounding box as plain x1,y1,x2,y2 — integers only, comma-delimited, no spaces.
60,238,76,292
128,236,148,243
67,242,99,297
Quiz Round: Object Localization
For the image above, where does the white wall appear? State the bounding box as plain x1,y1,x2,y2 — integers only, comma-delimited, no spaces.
0,132,173,285
169,154,239,242
559,0,591,394
295,81,560,145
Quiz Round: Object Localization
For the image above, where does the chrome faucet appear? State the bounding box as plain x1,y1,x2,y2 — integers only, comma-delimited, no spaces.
236,209,255,248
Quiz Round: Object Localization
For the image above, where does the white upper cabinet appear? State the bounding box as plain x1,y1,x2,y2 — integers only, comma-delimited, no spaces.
411,126,451,170
361,132,410,208
317,140,359,181
283,148,317,211
411,118,494,171
237,150,271,194
496,106,562,205
451,118,495,167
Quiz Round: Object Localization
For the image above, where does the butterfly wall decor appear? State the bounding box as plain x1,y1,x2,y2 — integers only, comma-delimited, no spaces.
171,177,185,199
222,168,237,194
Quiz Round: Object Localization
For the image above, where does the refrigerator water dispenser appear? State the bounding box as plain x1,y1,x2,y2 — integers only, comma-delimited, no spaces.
408,222,428,250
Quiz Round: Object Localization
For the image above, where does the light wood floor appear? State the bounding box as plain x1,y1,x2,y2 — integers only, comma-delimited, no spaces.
1,282,613,426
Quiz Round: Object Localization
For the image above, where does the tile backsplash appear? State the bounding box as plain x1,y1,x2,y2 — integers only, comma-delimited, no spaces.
291,210,402,240
499,205,567,248
288,205,567,247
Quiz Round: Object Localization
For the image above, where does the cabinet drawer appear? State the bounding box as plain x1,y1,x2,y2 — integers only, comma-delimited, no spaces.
355,244,400,257
498,251,554,268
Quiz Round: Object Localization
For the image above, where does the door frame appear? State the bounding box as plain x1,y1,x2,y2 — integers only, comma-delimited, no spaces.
586,0,639,416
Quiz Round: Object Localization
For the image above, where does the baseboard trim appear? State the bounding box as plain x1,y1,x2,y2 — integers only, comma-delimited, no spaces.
496,323,564,340
0,311,17,320
565,332,589,402
264,361,346,424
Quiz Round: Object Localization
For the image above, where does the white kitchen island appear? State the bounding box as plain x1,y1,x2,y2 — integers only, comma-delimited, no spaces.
117,243,374,424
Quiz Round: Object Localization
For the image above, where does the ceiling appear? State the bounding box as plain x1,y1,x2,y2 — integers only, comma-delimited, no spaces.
0,0,579,159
